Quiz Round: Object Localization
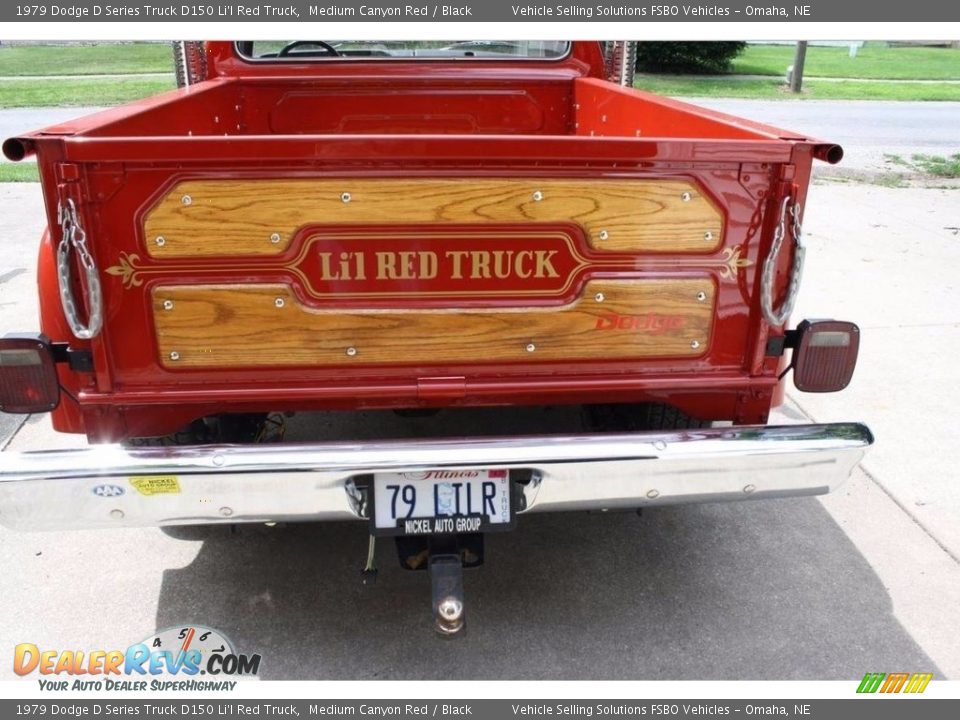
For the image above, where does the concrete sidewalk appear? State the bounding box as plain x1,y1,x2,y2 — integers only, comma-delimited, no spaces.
791,183,960,560
640,73,960,84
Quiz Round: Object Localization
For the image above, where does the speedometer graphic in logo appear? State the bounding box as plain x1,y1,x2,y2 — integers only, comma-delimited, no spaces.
140,625,261,678
141,625,234,673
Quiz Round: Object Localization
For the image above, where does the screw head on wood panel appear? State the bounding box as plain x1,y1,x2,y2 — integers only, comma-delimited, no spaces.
162,300,174,311
270,232,281,244
340,192,352,203
681,191,692,202
180,195,192,206
532,190,543,202
169,351,180,361
690,340,701,350
598,230,609,241
696,291,707,302
704,231,714,241
526,343,536,353
155,236,166,247
274,297,285,308
346,347,357,357
595,293,605,303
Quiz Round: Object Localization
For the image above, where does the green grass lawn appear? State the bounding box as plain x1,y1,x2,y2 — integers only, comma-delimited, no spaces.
635,75,960,102
0,163,40,182
0,42,172,76
732,43,960,81
885,153,960,178
0,42,956,113
0,76,176,109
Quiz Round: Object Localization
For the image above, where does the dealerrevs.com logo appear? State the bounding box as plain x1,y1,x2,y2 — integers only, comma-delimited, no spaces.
14,626,260,691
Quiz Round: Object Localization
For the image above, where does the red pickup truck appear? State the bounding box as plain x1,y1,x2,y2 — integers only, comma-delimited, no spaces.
0,41,870,633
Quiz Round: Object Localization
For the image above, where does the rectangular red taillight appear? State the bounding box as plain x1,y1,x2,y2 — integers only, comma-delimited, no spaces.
793,320,860,393
0,335,60,413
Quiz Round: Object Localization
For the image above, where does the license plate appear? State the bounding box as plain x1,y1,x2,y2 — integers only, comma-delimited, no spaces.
370,469,515,536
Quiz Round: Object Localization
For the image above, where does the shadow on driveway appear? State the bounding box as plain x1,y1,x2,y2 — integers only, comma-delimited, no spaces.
153,408,936,680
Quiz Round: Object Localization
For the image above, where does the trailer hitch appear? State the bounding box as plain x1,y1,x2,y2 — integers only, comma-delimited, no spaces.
430,553,465,636
363,533,466,634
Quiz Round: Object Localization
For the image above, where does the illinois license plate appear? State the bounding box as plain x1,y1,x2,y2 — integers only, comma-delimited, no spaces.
370,469,515,536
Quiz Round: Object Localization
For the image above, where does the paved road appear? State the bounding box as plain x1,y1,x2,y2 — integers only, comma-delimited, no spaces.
1,180,959,680
0,107,103,162
693,99,960,175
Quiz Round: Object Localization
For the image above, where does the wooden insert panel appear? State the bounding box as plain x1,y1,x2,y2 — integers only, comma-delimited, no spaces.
152,278,714,369
144,178,723,258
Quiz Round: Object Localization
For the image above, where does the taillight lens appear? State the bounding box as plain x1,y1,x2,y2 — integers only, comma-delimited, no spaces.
793,320,860,393
0,335,60,413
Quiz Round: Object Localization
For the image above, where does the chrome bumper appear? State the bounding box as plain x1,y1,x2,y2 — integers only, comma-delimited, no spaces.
0,423,872,532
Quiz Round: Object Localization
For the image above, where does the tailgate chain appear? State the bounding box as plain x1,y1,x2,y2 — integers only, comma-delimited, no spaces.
57,198,103,340
760,195,805,327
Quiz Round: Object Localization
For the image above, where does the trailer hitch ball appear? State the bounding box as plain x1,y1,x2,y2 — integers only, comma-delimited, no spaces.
436,597,465,635
430,554,466,636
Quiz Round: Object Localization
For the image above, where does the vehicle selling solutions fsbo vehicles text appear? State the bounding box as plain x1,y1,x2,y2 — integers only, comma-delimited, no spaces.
510,5,809,18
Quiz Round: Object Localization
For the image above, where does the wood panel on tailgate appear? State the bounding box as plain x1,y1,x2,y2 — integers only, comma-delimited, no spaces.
143,177,725,370
143,178,723,256
152,279,715,369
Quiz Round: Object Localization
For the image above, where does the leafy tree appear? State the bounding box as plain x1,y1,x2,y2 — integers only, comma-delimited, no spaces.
635,42,747,74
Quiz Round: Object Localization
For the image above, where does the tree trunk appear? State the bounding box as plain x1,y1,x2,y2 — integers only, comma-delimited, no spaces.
790,41,808,94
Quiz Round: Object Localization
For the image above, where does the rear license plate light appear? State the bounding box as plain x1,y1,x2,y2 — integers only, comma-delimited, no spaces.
793,320,860,393
0,335,60,413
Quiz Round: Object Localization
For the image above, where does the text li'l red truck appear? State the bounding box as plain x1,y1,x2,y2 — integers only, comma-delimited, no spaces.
0,41,871,634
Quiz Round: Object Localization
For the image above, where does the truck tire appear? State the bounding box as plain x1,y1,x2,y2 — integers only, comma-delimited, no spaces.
125,413,281,540
582,402,710,432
